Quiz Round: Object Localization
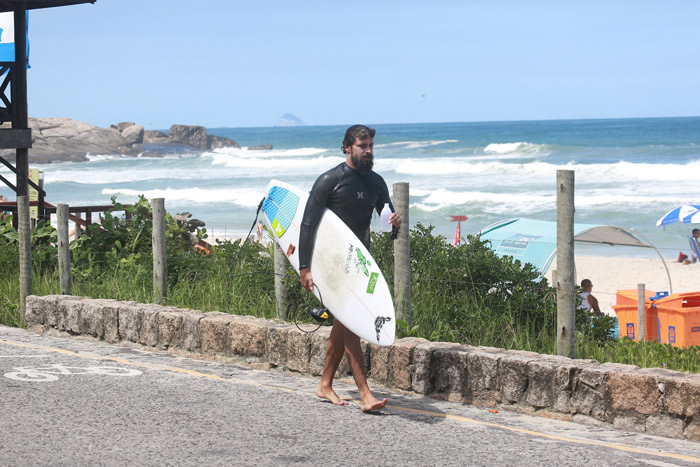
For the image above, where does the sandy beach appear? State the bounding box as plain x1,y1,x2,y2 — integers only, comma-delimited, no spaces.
546,255,700,315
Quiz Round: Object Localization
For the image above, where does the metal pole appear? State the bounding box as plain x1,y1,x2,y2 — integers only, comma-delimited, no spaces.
274,242,288,319
17,195,31,320
556,170,576,358
57,204,72,295
637,283,646,342
151,198,167,304
393,182,412,325
14,8,31,320
13,7,29,197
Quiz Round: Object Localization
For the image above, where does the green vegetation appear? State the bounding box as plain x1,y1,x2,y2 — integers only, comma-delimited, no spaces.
1,199,698,372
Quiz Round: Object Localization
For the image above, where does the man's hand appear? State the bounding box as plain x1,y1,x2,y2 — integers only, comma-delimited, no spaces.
389,212,401,227
300,268,314,293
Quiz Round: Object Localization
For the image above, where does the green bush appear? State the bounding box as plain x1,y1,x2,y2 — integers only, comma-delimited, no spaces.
372,223,557,350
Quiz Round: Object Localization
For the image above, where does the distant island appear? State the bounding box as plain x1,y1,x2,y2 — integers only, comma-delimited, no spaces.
0,118,274,163
275,113,305,127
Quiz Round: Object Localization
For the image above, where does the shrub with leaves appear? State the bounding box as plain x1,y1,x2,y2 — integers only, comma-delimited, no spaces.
0,215,18,270
69,196,198,280
0,215,57,270
372,223,557,348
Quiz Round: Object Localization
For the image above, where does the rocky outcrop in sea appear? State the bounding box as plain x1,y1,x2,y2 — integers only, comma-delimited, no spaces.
275,113,305,127
0,118,268,163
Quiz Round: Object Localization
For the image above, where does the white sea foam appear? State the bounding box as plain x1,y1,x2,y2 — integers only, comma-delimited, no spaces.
407,188,435,197
375,140,459,150
391,158,552,176
409,188,554,213
484,142,541,154
390,158,700,184
41,152,345,185
207,146,329,158
85,152,198,162
408,184,698,216
85,154,129,162
45,166,215,185
206,152,343,169
456,142,553,160
101,187,264,207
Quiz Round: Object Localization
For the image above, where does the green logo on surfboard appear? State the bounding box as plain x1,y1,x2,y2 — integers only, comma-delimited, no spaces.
271,218,286,237
355,248,372,276
366,272,379,294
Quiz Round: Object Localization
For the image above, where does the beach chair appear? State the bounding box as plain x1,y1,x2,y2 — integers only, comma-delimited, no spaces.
688,236,700,263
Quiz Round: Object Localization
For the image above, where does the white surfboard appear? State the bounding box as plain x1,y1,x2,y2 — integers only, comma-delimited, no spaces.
261,179,395,346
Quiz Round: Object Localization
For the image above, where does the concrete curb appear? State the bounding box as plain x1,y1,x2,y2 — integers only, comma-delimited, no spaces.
25,295,700,442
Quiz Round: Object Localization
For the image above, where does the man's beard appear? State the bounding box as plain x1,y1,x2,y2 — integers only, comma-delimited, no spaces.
351,151,374,172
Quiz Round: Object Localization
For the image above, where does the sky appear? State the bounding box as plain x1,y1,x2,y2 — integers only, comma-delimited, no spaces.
19,0,700,129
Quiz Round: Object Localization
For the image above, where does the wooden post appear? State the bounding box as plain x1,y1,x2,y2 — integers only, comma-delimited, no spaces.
637,283,646,342
556,170,576,358
274,242,288,319
151,198,167,304
57,204,72,295
17,195,31,320
393,182,412,325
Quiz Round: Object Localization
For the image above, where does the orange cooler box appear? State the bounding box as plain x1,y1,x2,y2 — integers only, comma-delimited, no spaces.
612,289,661,342
653,292,700,348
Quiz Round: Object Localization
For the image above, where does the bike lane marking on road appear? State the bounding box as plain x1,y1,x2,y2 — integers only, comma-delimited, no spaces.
4,363,143,382
2,337,698,464
0,338,299,394
0,355,51,358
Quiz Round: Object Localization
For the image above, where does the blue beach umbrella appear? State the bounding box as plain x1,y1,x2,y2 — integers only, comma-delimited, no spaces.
655,205,700,226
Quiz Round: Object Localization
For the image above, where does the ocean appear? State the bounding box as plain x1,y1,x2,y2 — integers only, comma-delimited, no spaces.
2,116,699,259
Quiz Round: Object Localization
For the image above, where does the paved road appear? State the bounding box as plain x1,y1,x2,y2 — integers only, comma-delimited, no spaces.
1,325,698,466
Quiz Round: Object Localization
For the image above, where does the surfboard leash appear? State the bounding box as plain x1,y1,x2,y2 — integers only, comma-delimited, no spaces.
224,196,328,333
224,194,299,284
289,283,332,334
226,196,266,279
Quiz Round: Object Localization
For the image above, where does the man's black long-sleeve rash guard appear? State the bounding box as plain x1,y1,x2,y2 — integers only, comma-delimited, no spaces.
298,162,392,270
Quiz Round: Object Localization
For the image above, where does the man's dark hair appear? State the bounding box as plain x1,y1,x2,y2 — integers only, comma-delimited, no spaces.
693,229,700,235
341,125,376,154
581,279,592,289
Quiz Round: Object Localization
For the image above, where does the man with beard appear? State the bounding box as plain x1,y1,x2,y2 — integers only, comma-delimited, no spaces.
298,124,401,412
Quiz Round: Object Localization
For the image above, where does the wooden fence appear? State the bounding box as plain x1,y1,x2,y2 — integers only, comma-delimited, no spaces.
0,201,131,235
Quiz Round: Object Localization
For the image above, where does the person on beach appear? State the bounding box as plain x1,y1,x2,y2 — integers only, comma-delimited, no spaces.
298,124,401,413
689,229,700,263
255,221,264,243
678,229,700,264
578,279,602,316
0,195,7,219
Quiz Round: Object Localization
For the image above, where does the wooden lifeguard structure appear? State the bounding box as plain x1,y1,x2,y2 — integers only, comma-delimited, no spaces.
0,0,95,318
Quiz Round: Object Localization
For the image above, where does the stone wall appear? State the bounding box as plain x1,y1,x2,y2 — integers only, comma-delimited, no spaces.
25,295,700,442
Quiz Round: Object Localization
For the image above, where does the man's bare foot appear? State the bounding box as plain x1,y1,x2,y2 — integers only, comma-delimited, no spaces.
360,396,387,413
316,385,349,406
